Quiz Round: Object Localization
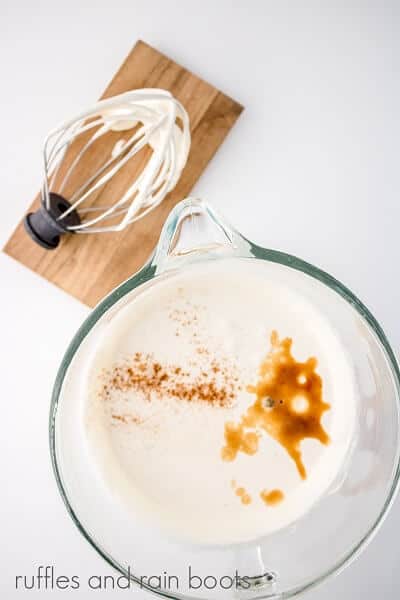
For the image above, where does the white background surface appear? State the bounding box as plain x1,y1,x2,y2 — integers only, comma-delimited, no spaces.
1,0,399,597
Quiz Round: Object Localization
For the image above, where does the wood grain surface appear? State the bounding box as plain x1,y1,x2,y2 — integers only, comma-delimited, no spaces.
3,40,243,307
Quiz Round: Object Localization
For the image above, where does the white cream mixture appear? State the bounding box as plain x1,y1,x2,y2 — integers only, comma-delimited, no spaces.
85,260,356,545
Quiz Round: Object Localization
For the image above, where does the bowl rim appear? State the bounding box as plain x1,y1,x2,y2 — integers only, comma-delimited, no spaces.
49,242,400,600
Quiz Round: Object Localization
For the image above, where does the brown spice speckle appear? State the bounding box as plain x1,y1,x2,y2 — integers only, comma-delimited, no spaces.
100,352,238,409
111,413,142,425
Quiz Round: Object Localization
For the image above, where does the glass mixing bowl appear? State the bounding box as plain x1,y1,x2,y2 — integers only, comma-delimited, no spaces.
50,198,400,599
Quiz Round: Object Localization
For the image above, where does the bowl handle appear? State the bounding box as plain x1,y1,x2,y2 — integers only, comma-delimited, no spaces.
152,197,251,272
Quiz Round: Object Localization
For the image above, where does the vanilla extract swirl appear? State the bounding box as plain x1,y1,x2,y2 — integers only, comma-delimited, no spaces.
222,331,331,479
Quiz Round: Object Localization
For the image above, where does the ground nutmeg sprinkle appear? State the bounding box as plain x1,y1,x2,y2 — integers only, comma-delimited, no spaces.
100,352,238,408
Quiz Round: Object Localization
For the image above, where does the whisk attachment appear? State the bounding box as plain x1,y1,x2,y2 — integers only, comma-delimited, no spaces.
25,88,191,249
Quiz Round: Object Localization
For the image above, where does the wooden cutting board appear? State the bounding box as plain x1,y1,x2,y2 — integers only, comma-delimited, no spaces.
4,40,243,307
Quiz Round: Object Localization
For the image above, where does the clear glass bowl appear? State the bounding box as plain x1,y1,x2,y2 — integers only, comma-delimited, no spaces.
50,198,400,599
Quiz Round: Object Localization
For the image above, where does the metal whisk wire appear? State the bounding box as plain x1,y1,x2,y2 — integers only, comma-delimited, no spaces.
39,89,190,235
